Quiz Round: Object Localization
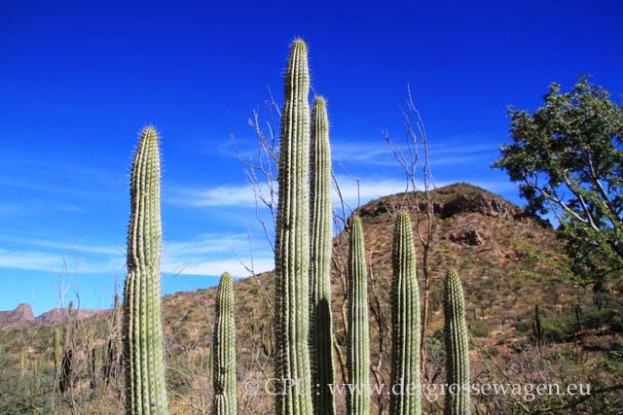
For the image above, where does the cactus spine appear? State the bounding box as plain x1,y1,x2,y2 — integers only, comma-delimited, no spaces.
275,39,313,415
309,96,336,415
212,272,237,415
347,216,370,415
390,211,421,415
443,270,470,415
123,126,168,415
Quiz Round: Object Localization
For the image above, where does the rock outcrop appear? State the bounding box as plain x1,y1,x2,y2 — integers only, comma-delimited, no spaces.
0,303,35,330
0,303,105,331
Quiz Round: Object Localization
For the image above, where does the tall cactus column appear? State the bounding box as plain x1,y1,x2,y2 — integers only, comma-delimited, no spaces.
443,270,470,415
274,39,313,415
212,272,237,415
123,126,169,415
347,216,370,415
390,211,421,415
309,96,336,415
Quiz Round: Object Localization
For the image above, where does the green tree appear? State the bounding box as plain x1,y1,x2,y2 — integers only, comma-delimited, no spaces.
494,76,623,295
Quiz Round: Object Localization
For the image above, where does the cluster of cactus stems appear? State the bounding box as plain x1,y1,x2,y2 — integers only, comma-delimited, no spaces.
123,126,169,415
212,272,238,415
347,215,370,415
115,39,474,415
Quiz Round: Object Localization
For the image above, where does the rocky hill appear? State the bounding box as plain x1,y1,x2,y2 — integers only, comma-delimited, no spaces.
0,303,105,331
0,303,34,331
1,183,621,414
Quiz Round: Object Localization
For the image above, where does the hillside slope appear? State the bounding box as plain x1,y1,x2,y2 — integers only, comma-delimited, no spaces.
1,183,621,414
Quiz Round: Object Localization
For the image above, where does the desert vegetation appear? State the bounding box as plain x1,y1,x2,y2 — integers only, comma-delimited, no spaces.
0,38,622,415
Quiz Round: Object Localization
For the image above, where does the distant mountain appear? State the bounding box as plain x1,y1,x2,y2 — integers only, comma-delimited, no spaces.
0,303,105,331
0,303,34,330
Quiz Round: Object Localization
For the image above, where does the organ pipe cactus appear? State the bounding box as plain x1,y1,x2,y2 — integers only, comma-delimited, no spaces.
390,211,421,415
53,327,62,382
443,269,470,415
347,215,370,415
212,272,238,415
274,39,313,415
123,126,169,415
309,96,336,415
104,293,123,384
533,304,543,348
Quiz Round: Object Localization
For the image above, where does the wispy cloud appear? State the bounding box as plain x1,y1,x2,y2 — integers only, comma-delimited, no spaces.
331,134,500,168
332,141,395,165
0,235,123,256
0,248,66,273
0,232,273,278
162,233,273,277
0,247,123,274
0,155,124,201
166,183,261,208
333,175,406,208
167,176,407,211
162,257,274,278
0,235,124,274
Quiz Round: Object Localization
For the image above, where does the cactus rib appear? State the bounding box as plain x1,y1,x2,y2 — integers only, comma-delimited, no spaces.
390,211,421,415
347,215,370,415
309,96,336,415
123,126,168,415
212,272,238,415
274,38,313,415
443,269,470,415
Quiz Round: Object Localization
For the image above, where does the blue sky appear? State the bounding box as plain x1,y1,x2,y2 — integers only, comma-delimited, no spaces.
1,0,622,315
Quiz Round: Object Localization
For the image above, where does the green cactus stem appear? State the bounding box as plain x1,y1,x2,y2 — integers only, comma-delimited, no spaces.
275,38,313,415
104,293,123,384
212,272,238,415
443,269,470,415
123,126,169,415
309,96,336,415
20,349,27,378
533,304,543,348
347,215,370,415
54,327,62,382
390,211,421,415
90,347,101,390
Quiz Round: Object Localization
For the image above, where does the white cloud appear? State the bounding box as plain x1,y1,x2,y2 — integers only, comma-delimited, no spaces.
0,235,122,255
168,176,407,211
162,233,274,277
162,257,274,278
0,248,65,272
167,183,262,208
0,247,124,274
166,174,515,212
333,175,406,208
331,141,395,165
0,232,274,278
331,134,500,168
